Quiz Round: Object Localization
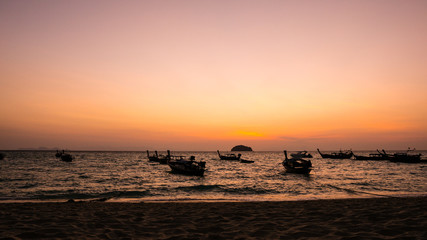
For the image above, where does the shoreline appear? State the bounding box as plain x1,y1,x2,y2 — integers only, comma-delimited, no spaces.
1,192,426,204
1,196,426,239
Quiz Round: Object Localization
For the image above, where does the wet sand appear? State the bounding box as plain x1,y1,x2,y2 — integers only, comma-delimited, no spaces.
0,197,426,239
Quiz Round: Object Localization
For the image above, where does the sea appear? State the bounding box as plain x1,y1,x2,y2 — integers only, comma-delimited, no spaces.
0,150,426,202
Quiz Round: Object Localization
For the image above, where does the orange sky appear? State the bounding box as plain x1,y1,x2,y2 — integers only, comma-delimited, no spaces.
1,0,426,150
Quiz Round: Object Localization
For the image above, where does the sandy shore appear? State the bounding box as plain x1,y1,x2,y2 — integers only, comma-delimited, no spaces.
0,197,426,239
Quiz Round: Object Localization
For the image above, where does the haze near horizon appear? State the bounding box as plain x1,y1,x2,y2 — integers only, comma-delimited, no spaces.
1,0,426,151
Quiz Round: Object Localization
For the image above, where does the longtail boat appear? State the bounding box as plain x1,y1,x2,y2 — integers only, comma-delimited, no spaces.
387,148,422,163
146,150,171,164
282,150,312,174
317,148,353,159
217,150,241,160
168,156,206,176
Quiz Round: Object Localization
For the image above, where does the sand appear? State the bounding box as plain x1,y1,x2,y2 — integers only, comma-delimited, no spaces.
0,197,426,239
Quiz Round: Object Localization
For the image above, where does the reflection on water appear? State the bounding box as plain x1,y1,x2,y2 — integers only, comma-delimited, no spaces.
0,151,426,202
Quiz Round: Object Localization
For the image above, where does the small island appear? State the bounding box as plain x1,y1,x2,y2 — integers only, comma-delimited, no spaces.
231,145,253,151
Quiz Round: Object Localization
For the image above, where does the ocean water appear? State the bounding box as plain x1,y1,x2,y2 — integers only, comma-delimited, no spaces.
0,151,426,202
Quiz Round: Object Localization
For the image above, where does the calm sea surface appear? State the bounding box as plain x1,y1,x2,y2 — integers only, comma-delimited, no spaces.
0,151,426,202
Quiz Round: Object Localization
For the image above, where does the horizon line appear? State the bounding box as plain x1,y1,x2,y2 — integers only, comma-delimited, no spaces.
1,149,426,152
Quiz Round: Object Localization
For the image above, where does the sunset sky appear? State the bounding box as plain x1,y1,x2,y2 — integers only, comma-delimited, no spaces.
1,0,426,151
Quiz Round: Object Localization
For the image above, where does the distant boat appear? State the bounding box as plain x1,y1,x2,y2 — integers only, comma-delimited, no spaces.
168,156,206,176
282,150,312,174
290,151,313,159
217,150,241,160
386,148,422,163
146,150,171,164
55,150,73,162
317,148,353,159
60,153,73,162
55,150,62,158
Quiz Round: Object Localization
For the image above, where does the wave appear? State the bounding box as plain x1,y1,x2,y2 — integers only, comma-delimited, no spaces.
27,190,152,200
170,184,282,195
174,184,223,192
0,178,28,182
223,187,282,195
17,183,39,189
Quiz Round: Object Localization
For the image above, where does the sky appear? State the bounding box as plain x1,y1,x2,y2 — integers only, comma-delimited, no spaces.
1,0,426,151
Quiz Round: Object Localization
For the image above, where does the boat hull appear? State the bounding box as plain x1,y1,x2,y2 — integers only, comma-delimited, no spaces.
317,149,353,159
148,156,159,162
60,154,73,162
148,157,169,164
390,154,422,163
282,160,312,174
168,161,205,176
219,156,240,160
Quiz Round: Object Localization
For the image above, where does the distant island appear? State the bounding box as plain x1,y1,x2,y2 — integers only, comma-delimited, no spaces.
231,145,253,151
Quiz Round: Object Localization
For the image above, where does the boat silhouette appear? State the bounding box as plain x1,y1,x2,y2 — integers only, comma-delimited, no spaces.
168,155,206,176
55,150,73,162
217,150,241,160
282,151,312,174
146,150,171,164
317,148,353,159
386,148,422,163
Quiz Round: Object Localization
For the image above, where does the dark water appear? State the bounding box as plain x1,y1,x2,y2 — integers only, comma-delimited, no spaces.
0,151,426,202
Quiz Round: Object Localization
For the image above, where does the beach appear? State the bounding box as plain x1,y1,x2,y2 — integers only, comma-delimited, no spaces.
0,197,426,239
